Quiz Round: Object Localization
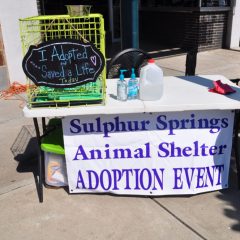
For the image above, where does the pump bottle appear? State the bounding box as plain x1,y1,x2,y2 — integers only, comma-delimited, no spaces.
117,69,128,101
128,68,138,100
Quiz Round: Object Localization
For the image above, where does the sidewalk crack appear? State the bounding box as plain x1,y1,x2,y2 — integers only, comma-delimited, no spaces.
150,197,207,240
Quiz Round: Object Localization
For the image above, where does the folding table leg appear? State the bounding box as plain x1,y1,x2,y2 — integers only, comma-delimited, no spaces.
234,111,240,189
33,118,44,202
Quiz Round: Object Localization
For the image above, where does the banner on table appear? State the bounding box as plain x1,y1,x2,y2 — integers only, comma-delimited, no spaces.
62,110,234,195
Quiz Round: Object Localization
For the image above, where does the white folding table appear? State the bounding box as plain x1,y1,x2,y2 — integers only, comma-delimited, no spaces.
23,75,240,201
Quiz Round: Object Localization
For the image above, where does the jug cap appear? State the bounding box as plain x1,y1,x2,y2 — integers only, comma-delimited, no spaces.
148,59,155,63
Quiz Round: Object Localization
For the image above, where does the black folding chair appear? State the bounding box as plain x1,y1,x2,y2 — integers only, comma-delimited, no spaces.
107,48,151,79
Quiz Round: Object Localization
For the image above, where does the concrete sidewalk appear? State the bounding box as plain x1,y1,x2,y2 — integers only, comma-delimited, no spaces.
157,49,240,80
0,49,240,240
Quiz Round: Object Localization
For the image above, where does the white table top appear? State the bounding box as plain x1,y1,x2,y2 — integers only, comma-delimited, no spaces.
23,75,240,118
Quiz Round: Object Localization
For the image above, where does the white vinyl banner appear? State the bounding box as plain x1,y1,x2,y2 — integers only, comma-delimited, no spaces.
62,110,234,195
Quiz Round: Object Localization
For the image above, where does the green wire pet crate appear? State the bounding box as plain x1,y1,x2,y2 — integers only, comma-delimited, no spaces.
19,14,106,108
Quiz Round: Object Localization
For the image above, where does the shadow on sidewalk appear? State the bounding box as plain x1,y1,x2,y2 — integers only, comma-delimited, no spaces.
11,125,40,193
216,158,240,232
14,137,38,174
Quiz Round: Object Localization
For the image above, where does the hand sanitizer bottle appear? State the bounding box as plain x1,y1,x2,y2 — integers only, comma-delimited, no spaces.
128,68,138,100
117,69,128,101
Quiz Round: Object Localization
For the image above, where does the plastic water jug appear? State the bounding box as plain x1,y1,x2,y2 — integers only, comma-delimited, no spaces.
139,59,163,101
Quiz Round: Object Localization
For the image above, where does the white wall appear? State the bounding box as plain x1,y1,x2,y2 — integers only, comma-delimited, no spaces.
0,0,38,84
227,0,240,49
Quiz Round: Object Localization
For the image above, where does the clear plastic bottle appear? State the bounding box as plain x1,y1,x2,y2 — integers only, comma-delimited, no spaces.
139,59,164,101
117,69,128,101
128,68,138,100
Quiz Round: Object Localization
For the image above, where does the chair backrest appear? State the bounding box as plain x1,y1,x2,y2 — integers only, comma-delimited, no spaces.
107,48,151,78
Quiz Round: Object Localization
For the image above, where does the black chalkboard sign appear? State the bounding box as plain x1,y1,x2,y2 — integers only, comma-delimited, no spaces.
22,39,105,88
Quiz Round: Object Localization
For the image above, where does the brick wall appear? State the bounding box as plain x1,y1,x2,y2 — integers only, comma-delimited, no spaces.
140,10,229,52
182,11,229,51
139,11,185,47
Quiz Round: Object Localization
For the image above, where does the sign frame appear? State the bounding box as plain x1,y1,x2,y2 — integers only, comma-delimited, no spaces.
22,39,105,88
